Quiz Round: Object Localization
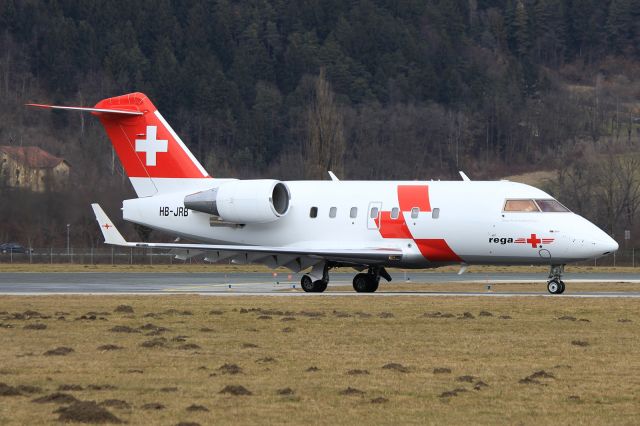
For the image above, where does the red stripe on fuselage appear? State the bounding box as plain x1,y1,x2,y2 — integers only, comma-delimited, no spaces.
415,239,463,262
398,185,431,212
372,185,464,264
375,211,412,239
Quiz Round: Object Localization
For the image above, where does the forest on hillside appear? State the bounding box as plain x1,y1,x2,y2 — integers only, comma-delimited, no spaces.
0,0,639,247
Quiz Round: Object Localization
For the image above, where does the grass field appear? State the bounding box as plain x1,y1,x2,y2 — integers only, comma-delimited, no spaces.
0,295,639,425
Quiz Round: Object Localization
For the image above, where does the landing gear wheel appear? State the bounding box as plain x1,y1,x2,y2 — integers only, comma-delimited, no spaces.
557,280,565,294
547,279,563,295
314,280,328,292
301,275,313,292
300,275,327,292
352,273,379,293
547,264,566,295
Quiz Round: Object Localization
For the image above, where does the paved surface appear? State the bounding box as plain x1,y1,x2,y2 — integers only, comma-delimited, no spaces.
1,271,640,297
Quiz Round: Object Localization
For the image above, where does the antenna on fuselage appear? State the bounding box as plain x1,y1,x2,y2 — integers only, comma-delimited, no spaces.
459,171,471,181
328,171,340,181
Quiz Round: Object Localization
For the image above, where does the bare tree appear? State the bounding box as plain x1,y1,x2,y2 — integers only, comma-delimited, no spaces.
304,68,345,179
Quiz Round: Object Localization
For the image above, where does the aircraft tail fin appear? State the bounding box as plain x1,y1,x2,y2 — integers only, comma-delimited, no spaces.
29,93,212,197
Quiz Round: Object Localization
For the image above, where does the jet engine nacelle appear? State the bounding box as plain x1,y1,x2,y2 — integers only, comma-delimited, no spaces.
184,179,290,224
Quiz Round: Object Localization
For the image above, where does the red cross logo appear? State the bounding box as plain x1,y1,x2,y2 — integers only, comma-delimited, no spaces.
102,223,112,230
526,233,541,248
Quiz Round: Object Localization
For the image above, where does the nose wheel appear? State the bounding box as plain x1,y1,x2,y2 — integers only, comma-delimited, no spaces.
547,278,565,294
547,264,566,295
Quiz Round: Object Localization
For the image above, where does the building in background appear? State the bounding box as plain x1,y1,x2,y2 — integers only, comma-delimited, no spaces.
0,146,70,192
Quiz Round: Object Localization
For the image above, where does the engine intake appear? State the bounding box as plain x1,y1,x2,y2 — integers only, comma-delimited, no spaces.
184,180,290,224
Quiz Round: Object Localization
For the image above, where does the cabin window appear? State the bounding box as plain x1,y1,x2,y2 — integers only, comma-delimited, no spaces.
503,199,540,212
535,199,570,212
310,207,318,218
432,208,440,219
390,207,400,219
411,207,419,219
329,207,337,218
370,207,379,219
350,207,358,218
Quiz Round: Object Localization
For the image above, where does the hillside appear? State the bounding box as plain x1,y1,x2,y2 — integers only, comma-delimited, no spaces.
0,0,639,246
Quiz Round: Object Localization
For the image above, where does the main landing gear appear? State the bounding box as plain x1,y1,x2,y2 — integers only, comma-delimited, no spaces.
352,266,391,293
300,274,328,292
300,263,329,293
300,264,391,293
547,264,565,295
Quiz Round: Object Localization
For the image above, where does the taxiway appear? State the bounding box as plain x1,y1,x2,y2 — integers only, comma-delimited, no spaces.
1,271,639,297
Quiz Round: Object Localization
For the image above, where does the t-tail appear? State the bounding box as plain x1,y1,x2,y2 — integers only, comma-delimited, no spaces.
27,92,212,197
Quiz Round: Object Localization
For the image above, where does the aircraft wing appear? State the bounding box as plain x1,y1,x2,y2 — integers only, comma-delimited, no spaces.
91,204,402,270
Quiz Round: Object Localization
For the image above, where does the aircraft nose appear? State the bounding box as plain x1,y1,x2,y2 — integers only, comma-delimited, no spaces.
590,226,618,256
599,234,619,255
564,215,619,260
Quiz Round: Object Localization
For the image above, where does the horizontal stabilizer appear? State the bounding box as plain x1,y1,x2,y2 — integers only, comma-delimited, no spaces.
26,103,143,116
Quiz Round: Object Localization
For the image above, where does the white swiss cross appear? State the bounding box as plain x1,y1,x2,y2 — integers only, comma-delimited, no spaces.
135,126,168,166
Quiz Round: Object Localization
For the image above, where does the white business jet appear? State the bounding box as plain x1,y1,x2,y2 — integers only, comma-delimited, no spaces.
29,93,618,294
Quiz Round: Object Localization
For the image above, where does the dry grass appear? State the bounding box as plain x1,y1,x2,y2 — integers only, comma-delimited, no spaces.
0,295,639,425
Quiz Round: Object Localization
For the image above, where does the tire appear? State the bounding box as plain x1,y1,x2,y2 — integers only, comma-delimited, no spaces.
301,275,327,293
313,280,328,293
353,273,369,292
301,275,314,292
352,273,379,293
557,280,566,294
547,279,561,295
316,280,328,292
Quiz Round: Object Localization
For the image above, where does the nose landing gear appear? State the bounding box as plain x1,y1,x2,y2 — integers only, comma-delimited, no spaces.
547,279,565,294
547,264,565,295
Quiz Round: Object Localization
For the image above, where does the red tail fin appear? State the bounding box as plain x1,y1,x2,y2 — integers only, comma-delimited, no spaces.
93,93,211,196
28,92,212,197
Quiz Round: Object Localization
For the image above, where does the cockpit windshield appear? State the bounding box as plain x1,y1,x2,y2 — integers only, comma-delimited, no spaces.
504,199,539,212
535,199,570,212
503,199,570,213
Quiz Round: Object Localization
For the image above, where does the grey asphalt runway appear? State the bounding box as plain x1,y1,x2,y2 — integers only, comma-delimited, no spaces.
1,271,640,297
